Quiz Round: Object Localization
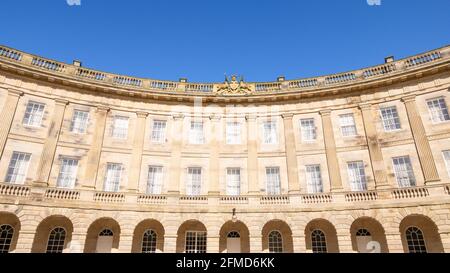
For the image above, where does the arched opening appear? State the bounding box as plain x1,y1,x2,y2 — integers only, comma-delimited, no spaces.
400,214,444,253
131,219,165,253
219,221,250,253
0,212,20,253
84,218,121,253
305,219,339,253
176,220,207,253
350,217,388,253
261,220,293,253
31,215,73,253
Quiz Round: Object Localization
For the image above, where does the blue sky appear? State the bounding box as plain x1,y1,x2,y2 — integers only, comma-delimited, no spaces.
1,0,449,82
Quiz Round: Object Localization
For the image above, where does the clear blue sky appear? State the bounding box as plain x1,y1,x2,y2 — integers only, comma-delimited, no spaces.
1,0,449,83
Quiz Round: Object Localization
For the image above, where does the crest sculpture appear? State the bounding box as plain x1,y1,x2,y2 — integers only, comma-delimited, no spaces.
215,75,253,95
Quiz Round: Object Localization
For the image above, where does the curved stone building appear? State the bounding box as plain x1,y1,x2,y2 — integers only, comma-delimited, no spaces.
0,45,450,253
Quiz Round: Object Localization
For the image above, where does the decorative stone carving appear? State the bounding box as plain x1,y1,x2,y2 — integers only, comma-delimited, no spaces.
215,75,252,95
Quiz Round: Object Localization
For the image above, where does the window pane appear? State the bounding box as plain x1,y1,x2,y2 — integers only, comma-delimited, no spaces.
406,227,427,253
427,98,450,123
380,106,401,131
300,119,317,142
268,231,283,253
266,167,281,195
57,158,79,189
226,122,241,144
104,163,122,192
392,156,416,188
189,122,204,144
0,225,14,253
311,230,327,253
347,161,367,191
5,152,31,184
263,121,278,144
187,167,202,196
226,168,241,196
142,230,157,253
339,114,357,137
70,110,89,134
112,116,129,139
151,120,167,143
306,165,323,194
46,227,66,253
185,231,207,253
444,150,450,177
147,166,163,194
23,101,45,127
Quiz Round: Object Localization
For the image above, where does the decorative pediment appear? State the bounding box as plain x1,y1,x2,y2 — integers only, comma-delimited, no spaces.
215,75,253,95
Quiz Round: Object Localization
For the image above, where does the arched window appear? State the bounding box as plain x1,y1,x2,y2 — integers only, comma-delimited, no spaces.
268,231,283,253
227,231,241,238
406,227,427,253
311,230,327,253
142,230,157,253
99,229,114,237
0,225,14,253
356,229,371,237
46,227,66,253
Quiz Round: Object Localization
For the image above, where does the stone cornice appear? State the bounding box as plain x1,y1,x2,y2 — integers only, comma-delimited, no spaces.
1,44,450,103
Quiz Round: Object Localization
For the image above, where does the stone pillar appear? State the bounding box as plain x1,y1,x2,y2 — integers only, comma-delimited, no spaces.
127,112,148,193
336,229,354,253
209,115,221,195
282,114,301,194
207,236,220,253
34,99,69,187
439,231,450,253
292,235,306,253
402,95,440,184
168,114,184,194
164,234,178,253
82,106,110,190
67,230,87,253
385,232,404,253
320,110,343,191
359,103,389,189
249,235,263,253
14,229,35,253
0,88,23,160
246,115,259,195
118,233,133,253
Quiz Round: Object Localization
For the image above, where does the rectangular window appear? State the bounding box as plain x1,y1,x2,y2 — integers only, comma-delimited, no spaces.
226,122,241,145
189,121,204,144
300,119,317,142
185,231,207,253
339,114,358,137
263,121,278,144
5,152,31,184
187,167,202,196
305,165,323,194
23,101,45,127
226,168,241,196
104,163,122,192
380,106,401,131
70,110,89,134
393,156,416,188
147,166,163,195
111,116,129,139
266,167,281,195
443,151,450,177
57,158,79,189
347,161,367,192
427,97,450,123
151,120,167,143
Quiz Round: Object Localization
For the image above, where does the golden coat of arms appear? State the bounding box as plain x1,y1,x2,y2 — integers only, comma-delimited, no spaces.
215,75,253,95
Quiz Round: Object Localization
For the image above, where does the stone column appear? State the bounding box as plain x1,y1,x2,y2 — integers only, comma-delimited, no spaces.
82,106,110,190
402,95,440,184
249,235,263,253
320,110,343,191
385,232,404,253
336,229,354,253
67,230,87,253
207,236,220,253
292,235,306,253
127,112,148,193
246,115,259,195
34,99,69,187
0,88,23,160
209,115,221,195
282,114,301,194
14,229,35,253
118,233,133,253
168,114,184,194
439,230,450,253
359,103,389,189
164,234,178,253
